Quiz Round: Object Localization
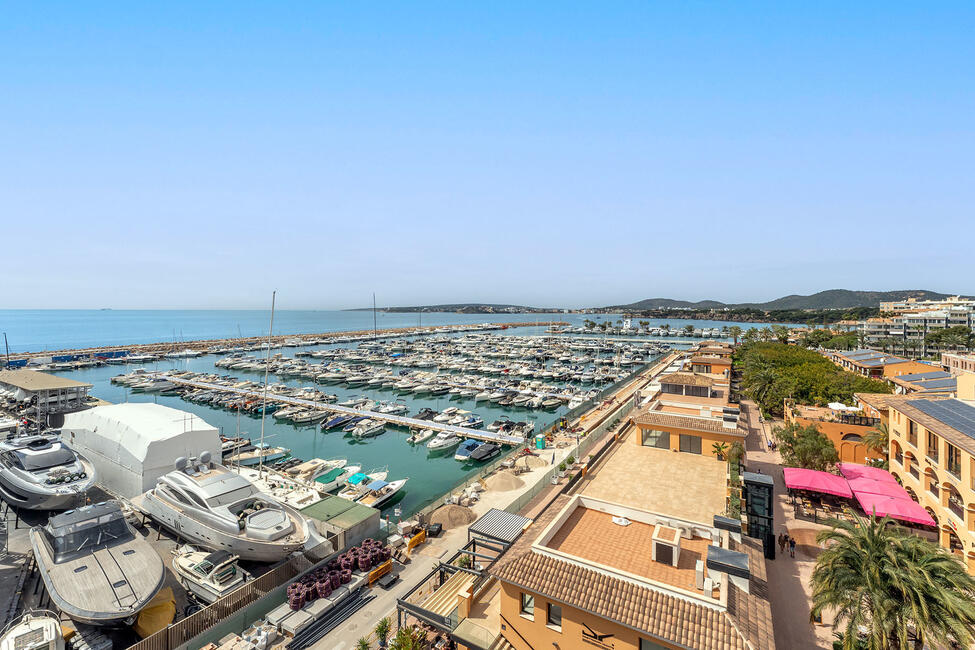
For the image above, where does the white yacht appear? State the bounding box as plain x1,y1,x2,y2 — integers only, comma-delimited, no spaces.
0,434,96,510
131,453,310,562
426,432,462,453
30,502,165,626
355,478,408,509
315,464,361,492
0,611,63,650
172,547,250,604
351,419,385,439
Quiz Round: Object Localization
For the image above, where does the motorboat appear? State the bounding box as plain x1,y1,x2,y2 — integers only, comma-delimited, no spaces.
171,547,250,604
408,428,435,445
30,501,165,626
322,413,356,430
454,440,483,461
284,458,346,482
426,432,462,453
413,408,438,421
0,434,96,510
228,444,290,466
351,419,385,439
0,611,63,650
355,479,408,509
315,464,361,492
433,407,459,423
290,409,330,424
336,468,388,501
469,442,501,463
130,453,310,562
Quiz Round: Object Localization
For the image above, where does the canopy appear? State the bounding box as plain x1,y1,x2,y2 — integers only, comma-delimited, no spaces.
783,468,853,498
365,479,389,491
347,472,368,485
854,492,936,526
846,476,903,497
838,463,898,484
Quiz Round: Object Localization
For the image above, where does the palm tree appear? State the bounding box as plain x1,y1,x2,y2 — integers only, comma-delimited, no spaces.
862,422,889,454
712,441,729,460
684,324,694,335
355,638,371,650
388,627,427,650
811,513,975,650
374,617,391,648
728,325,742,346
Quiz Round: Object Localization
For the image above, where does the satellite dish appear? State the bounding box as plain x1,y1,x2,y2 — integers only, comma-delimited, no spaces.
175,457,188,471
199,451,212,465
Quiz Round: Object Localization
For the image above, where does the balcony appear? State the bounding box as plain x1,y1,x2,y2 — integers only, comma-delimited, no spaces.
909,464,920,480
928,482,940,498
949,498,965,521
894,452,903,466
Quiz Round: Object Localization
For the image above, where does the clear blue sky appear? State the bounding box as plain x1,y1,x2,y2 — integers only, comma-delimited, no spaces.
2,2,973,309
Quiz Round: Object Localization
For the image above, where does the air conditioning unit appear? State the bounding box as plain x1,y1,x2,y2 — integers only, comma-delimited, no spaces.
651,524,681,567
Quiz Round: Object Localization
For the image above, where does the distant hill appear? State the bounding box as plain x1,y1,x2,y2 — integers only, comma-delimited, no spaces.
613,289,963,311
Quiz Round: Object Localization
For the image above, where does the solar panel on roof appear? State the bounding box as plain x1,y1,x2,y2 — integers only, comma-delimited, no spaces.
907,400,975,439
914,378,957,389
899,371,950,381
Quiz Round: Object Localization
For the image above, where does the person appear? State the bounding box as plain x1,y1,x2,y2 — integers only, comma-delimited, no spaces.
778,533,786,555
789,536,797,558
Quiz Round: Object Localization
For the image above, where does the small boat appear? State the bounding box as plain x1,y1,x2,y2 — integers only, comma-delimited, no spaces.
171,548,249,604
0,611,64,650
469,442,501,463
413,408,438,421
433,407,459,423
352,420,386,439
336,468,388,501
285,458,346,482
408,429,435,445
30,501,165,626
426,432,462,453
341,417,369,433
355,479,408,509
322,413,355,430
229,444,290,466
315,464,361,492
454,440,483,461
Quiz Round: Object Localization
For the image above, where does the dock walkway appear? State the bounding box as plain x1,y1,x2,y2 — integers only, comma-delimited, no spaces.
158,374,527,446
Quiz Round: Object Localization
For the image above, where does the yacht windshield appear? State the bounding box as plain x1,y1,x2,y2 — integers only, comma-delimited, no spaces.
207,486,255,507
51,515,133,562
10,447,76,471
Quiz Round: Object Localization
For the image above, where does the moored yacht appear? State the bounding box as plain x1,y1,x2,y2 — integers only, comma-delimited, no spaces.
131,453,310,562
30,501,165,626
355,478,408,509
426,432,462,453
454,440,483,461
171,547,250,604
0,434,96,510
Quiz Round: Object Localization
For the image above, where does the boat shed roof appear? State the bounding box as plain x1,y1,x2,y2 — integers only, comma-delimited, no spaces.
300,494,378,530
0,369,92,391
468,508,532,545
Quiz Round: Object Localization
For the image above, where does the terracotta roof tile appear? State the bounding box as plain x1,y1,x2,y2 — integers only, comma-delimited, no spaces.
632,410,747,438
660,372,715,387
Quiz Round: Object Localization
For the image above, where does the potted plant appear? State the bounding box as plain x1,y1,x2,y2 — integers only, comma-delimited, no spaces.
558,461,567,477
712,442,728,461
355,638,371,650
374,617,391,649
567,455,575,466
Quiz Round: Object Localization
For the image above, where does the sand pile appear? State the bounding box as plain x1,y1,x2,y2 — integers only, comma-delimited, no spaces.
485,470,525,492
515,455,549,471
430,504,477,530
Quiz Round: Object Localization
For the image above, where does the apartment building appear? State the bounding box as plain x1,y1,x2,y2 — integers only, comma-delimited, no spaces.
857,374,975,573
827,349,934,379
859,307,975,355
942,352,975,376
879,295,975,314
784,402,885,464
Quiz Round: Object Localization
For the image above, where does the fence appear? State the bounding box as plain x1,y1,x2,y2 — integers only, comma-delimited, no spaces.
128,554,314,650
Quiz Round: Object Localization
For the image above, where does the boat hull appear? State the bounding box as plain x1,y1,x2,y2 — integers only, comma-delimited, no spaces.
0,476,93,511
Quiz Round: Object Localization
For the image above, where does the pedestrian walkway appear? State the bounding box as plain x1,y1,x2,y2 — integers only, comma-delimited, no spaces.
740,400,834,649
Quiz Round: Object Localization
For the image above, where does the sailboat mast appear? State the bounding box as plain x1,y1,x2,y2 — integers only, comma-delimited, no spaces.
373,293,378,340
258,290,276,476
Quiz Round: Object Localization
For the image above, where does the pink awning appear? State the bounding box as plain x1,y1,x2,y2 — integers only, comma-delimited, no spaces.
846,476,904,497
783,468,853,498
838,463,898,484
854,492,936,526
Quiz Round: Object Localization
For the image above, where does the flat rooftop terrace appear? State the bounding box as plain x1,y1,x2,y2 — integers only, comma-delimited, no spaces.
543,506,709,593
582,438,728,523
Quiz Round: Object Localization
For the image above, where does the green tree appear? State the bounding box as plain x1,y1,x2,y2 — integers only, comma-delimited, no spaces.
662,323,671,332
374,617,391,648
684,324,695,335
772,325,790,344
759,327,774,342
728,325,742,345
355,638,372,650
639,320,649,330
862,422,889,454
712,441,729,460
773,421,839,471
811,513,975,650
389,627,427,650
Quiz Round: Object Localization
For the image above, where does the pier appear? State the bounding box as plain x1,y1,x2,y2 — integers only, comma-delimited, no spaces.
157,374,528,446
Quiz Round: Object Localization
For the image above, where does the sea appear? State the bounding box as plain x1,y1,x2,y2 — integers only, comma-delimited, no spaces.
0,310,798,518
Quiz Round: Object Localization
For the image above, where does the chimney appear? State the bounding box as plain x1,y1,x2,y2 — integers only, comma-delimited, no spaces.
651,524,681,567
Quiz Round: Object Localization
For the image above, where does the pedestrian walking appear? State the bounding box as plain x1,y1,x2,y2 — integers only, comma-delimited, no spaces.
777,533,786,555
789,537,796,558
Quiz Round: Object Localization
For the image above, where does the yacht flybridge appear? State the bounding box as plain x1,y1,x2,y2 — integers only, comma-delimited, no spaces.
131,452,310,562
0,434,96,510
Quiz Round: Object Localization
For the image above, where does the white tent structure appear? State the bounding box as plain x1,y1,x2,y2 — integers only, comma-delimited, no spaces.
62,403,221,498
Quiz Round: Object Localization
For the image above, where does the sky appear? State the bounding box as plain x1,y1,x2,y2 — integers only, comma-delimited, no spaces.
1,2,973,310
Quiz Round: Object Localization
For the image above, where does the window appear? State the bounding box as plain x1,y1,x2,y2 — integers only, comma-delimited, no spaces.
519,593,534,617
642,429,670,449
927,431,939,463
947,444,961,478
546,603,562,629
679,434,702,455
640,640,667,650
908,420,918,447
